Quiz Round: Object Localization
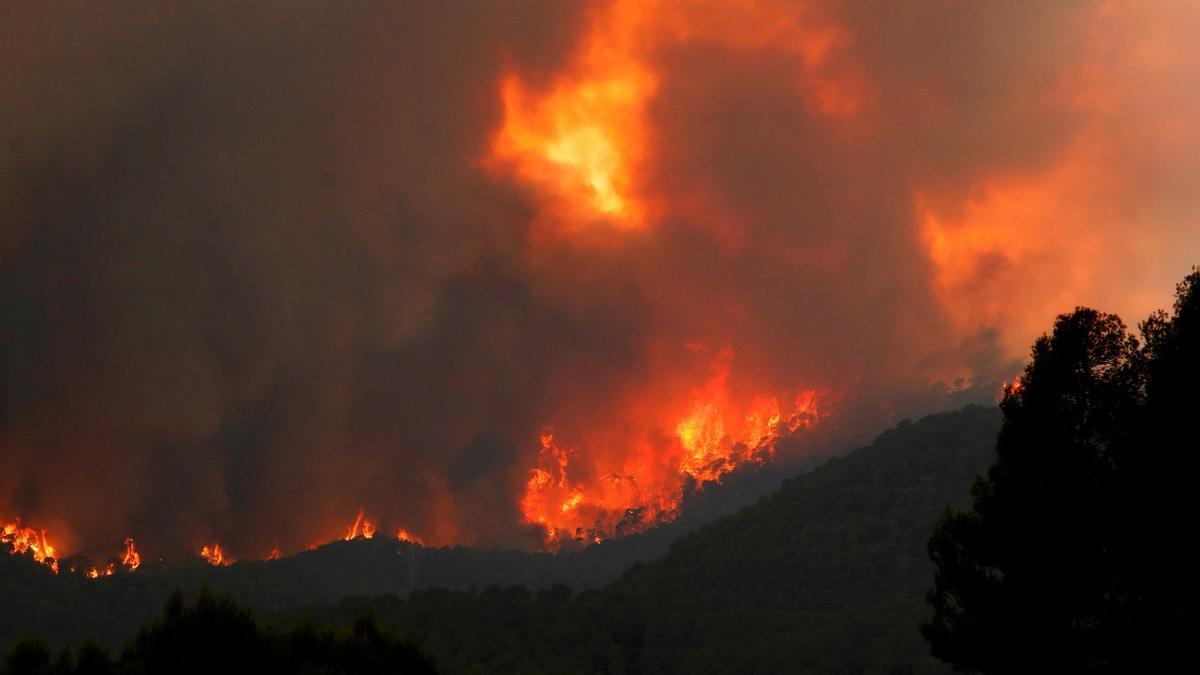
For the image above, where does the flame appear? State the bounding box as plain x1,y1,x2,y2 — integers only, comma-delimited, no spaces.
85,563,114,579
121,537,141,571
344,509,376,540
396,528,424,545
199,544,228,566
492,2,854,550
520,347,828,548
2,518,60,574
1005,378,1024,396
489,6,654,229
7,7,857,557
268,545,281,561
489,0,865,233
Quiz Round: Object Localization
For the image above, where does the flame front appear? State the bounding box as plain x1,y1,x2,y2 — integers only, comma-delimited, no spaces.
2,518,60,574
121,537,141,571
199,544,228,566
492,1,851,548
519,347,828,548
396,528,423,545
344,509,376,541
85,563,114,579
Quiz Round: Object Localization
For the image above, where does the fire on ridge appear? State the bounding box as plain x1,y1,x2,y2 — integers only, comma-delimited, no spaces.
1,509,432,576
518,347,829,550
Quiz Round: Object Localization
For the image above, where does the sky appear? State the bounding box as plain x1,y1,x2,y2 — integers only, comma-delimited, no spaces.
2,1,1198,561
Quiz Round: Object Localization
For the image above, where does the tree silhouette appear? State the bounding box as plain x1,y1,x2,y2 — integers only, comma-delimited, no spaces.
4,589,435,675
1114,270,1200,666
925,268,1200,672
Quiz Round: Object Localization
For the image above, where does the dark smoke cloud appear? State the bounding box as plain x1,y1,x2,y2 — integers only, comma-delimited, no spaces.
2,1,1196,557
1,1,600,555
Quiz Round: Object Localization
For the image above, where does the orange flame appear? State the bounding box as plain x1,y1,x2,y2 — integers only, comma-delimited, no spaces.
519,347,828,548
268,545,281,561
344,509,376,541
85,563,114,579
121,537,141,571
2,518,60,574
489,0,866,233
1005,378,1024,396
199,544,228,566
396,528,424,545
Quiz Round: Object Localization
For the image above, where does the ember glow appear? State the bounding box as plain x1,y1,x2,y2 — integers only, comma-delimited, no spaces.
2,2,1198,559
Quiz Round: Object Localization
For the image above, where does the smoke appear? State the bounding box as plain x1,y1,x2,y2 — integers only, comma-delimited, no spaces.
2,1,1197,558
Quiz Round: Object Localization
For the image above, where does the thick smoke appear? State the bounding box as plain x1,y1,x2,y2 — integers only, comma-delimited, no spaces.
2,1,1197,558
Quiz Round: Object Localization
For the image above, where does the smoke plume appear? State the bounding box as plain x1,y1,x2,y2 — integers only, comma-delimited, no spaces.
2,1,1197,559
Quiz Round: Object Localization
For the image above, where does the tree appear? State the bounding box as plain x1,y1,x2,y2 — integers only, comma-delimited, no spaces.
924,269,1200,672
1113,269,1200,666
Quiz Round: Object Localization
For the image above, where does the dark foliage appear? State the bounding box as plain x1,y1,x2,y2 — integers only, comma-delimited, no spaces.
3,589,435,675
925,268,1200,672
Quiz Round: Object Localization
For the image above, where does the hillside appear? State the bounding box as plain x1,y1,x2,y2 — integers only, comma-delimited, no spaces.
282,404,1002,674
0,437,820,654
3,405,1000,671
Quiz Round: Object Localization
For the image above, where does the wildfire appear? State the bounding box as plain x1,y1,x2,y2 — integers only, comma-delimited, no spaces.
2,518,60,574
85,563,114,579
199,544,228,566
491,2,854,550
396,528,424,545
1005,378,1025,396
491,46,653,228
344,509,376,540
489,0,865,232
268,545,281,561
519,347,828,548
121,537,141,571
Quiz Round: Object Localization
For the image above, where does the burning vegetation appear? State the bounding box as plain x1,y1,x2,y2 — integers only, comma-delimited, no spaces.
518,347,829,548
4,0,1196,569
4,509,435,574
343,510,377,541
2,519,59,574
122,537,142,572
199,545,228,567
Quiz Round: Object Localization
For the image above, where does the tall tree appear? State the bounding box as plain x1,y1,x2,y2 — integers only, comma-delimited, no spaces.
1115,269,1200,665
924,308,1140,671
925,268,1200,672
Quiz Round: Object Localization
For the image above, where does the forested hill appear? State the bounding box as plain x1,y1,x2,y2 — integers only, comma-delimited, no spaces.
284,404,1003,674
0,441,819,655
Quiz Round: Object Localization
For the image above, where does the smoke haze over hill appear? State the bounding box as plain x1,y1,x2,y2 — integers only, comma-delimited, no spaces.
2,1,1198,560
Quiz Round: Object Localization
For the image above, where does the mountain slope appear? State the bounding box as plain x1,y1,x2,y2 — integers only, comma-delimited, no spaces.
0,431,820,653
287,404,1002,674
